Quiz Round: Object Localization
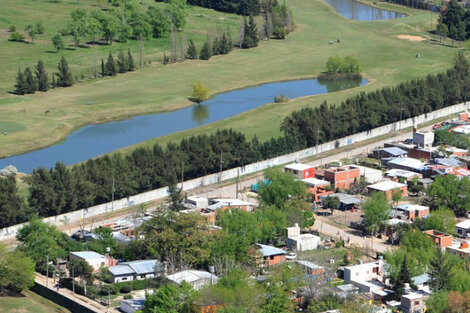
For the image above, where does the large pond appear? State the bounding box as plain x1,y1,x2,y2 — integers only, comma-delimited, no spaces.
0,77,367,173
324,0,406,21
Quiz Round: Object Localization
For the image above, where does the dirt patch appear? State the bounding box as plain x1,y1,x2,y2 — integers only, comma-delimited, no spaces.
397,35,426,42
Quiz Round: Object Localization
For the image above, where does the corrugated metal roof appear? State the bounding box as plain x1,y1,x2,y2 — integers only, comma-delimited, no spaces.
377,147,407,156
70,251,105,260
296,260,324,269
120,260,161,275
108,265,134,276
166,270,216,284
257,244,286,257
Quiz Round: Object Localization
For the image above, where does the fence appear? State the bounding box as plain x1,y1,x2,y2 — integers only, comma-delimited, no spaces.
0,101,468,241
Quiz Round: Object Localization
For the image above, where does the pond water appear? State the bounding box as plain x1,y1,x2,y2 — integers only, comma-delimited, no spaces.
324,0,406,21
0,77,367,173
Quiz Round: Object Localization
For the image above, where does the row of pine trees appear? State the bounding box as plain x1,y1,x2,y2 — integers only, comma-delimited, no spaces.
14,57,73,95
100,48,135,76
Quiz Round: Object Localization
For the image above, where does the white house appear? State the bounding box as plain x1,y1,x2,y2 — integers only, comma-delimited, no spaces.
286,224,320,252
120,298,145,313
350,165,383,183
343,260,385,285
166,270,218,290
69,251,113,272
456,219,470,238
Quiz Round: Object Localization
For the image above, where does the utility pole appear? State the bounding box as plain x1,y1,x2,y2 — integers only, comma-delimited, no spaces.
46,254,49,288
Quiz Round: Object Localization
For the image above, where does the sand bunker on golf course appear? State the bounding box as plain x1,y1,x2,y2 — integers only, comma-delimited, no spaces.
397,35,426,42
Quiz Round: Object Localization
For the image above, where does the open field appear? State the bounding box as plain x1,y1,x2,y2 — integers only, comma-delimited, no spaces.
0,290,71,313
0,0,458,159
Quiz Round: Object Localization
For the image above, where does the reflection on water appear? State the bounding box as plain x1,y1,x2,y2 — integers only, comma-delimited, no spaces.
324,0,406,21
0,78,368,173
319,77,364,93
192,104,210,124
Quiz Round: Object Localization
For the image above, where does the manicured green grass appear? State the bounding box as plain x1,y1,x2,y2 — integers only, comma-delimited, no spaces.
0,0,459,158
0,290,71,313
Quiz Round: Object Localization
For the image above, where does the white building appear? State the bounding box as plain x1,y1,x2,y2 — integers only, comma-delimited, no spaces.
69,251,112,272
350,165,383,183
412,131,434,148
108,260,162,283
456,219,470,238
166,270,218,290
286,224,321,252
401,291,430,313
343,260,385,285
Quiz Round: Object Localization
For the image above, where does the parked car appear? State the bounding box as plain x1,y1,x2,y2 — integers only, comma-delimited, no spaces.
286,252,297,260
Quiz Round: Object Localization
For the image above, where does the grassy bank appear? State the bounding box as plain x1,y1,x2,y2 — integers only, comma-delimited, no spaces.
0,290,71,313
0,0,457,159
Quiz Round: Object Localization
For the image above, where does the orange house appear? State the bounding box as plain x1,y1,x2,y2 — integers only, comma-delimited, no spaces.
284,163,315,179
424,230,453,248
367,181,407,200
257,244,287,267
324,166,360,190
302,178,333,202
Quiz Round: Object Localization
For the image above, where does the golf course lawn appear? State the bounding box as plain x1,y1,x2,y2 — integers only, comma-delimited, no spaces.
0,290,71,313
0,0,459,159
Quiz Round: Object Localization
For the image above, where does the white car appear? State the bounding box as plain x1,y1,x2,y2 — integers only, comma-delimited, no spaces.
286,252,297,260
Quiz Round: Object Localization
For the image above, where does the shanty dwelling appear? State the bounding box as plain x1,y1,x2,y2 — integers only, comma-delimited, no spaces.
456,219,470,238
392,203,429,222
320,193,362,211
372,147,407,159
108,259,162,283
256,244,287,267
384,157,425,173
166,270,218,290
302,177,333,202
385,169,422,182
423,230,453,248
69,251,116,272
296,260,325,276
401,291,430,313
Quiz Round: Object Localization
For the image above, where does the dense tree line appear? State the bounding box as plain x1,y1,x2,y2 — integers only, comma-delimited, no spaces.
437,0,468,43
0,176,29,228
181,0,261,15
101,48,136,76
62,0,186,50
281,52,470,149
14,57,73,95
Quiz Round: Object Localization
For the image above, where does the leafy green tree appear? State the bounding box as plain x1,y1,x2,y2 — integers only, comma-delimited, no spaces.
14,68,27,95
86,17,102,47
144,281,194,313
147,6,172,38
67,9,88,49
167,182,183,211
56,56,73,87
67,258,93,284
362,192,390,235
308,294,344,313
258,167,306,208
323,196,339,213
35,60,49,92
24,67,37,94
186,39,197,59
425,208,456,235
191,80,210,103
262,285,292,313
52,34,65,52
167,0,188,30
24,24,38,43
0,176,27,228
426,291,449,313
105,52,117,76
199,40,212,60
428,175,470,216
326,56,346,74
127,49,135,71
0,244,35,295
117,48,128,73
36,21,45,34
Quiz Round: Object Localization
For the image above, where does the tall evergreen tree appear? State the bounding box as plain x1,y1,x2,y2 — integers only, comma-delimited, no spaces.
220,32,230,55
127,49,135,71
24,67,37,94
14,68,27,95
212,36,221,55
186,39,197,59
117,48,128,73
199,40,212,60
393,254,411,300
101,58,105,77
105,52,117,76
35,60,49,92
56,56,73,87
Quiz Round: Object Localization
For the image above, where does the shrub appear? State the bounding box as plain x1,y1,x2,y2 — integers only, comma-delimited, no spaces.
273,26,287,39
99,284,115,295
131,279,149,290
120,284,133,293
9,25,16,32
274,95,289,103
123,294,133,299
10,32,25,42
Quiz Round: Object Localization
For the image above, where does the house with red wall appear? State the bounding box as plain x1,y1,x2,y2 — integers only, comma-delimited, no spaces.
424,230,453,248
367,181,407,200
256,244,287,267
323,166,360,190
284,163,315,179
302,177,333,202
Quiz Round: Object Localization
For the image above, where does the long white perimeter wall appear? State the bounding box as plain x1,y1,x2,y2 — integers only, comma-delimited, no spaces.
1,101,468,241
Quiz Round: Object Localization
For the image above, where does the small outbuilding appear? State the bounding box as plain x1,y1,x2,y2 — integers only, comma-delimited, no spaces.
166,270,218,290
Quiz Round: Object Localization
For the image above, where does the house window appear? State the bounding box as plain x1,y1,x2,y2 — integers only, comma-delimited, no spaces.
122,277,127,281
458,229,463,234
270,256,274,260
414,301,420,305
356,272,359,276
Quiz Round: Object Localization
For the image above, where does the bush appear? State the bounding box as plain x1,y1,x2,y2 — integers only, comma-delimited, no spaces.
10,32,25,42
9,25,16,32
336,240,345,248
326,55,361,75
120,284,133,293
274,95,289,103
99,284,116,295
131,279,149,290
273,26,287,39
